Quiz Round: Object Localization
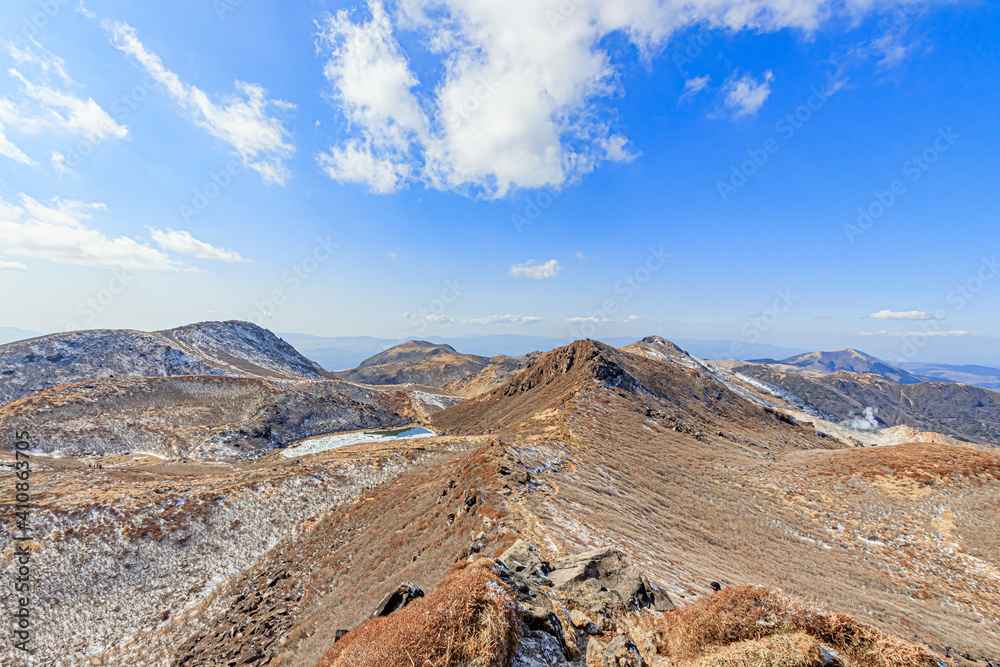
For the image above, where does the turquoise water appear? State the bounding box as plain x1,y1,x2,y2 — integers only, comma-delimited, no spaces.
281,426,434,458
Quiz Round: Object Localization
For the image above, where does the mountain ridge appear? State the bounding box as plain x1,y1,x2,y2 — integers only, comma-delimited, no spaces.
0,320,333,407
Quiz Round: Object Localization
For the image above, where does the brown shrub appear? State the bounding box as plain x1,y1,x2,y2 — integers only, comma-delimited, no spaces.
642,586,940,667
314,558,520,667
691,632,828,667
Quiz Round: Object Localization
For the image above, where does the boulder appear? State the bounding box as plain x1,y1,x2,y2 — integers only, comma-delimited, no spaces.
586,637,607,666
601,635,647,667
369,582,424,618
500,538,552,576
570,610,601,635
549,548,673,614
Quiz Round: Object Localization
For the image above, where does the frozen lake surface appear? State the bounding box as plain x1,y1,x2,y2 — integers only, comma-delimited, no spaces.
281,426,435,458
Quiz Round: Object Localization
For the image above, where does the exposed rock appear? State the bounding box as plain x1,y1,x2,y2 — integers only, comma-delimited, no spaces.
570,610,601,635
549,548,674,615
601,635,647,667
370,582,424,618
587,637,607,666
500,538,552,576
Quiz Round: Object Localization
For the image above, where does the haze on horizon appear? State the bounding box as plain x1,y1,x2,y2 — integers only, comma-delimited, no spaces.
0,0,998,367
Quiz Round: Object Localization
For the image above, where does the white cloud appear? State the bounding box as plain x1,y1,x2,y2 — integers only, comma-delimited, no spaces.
318,141,410,193
149,228,249,263
5,40,74,85
316,0,920,196
723,70,774,118
50,151,71,175
463,314,540,325
0,119,33,165
509,258,561,279
425,314,451,323
0,258,28,271
0,193,182,270
566,316,612,324
6,69,129,140
102,20,295,185
623,315,662,323
682,75,711,100
0,42,127,165
868,309,933,320
76,1,97,20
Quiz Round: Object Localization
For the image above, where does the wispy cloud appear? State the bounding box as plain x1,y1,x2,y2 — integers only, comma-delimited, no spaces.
0,41,127,166
868,309,933,320
102,20,295,185
463,314,540,325
509,259,561,279
0,193,182,270
149,228,249,263
0,258,28,271
723,71,774,118
681,75,711,101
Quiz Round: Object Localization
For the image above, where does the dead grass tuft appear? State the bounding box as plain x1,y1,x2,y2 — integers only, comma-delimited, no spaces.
314,558,520,667
690,632,828,667
641,586,940,667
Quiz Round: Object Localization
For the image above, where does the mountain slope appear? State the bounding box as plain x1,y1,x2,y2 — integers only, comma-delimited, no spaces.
736,363,1000,445
427,338,1000,661
431,338,826,456
0,376,418,459
335,340,519,396
0,321,332,406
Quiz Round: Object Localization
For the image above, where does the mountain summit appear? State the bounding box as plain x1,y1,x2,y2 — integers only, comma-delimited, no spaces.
0,320,331,407
335,340,518,395
762,348,926,384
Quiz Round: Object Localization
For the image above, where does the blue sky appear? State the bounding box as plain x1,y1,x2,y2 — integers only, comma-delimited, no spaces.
0,0,997,365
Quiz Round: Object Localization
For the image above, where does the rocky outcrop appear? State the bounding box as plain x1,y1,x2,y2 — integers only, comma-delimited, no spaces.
547,548,675,615
492,540,675,666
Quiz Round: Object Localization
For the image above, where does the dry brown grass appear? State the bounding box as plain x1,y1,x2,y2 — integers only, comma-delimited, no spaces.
314,558,520,667
640,586,941,667
689,632,828,667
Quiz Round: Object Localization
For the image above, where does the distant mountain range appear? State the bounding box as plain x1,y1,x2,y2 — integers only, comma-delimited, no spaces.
731,348,1000,445
277,332,809,371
